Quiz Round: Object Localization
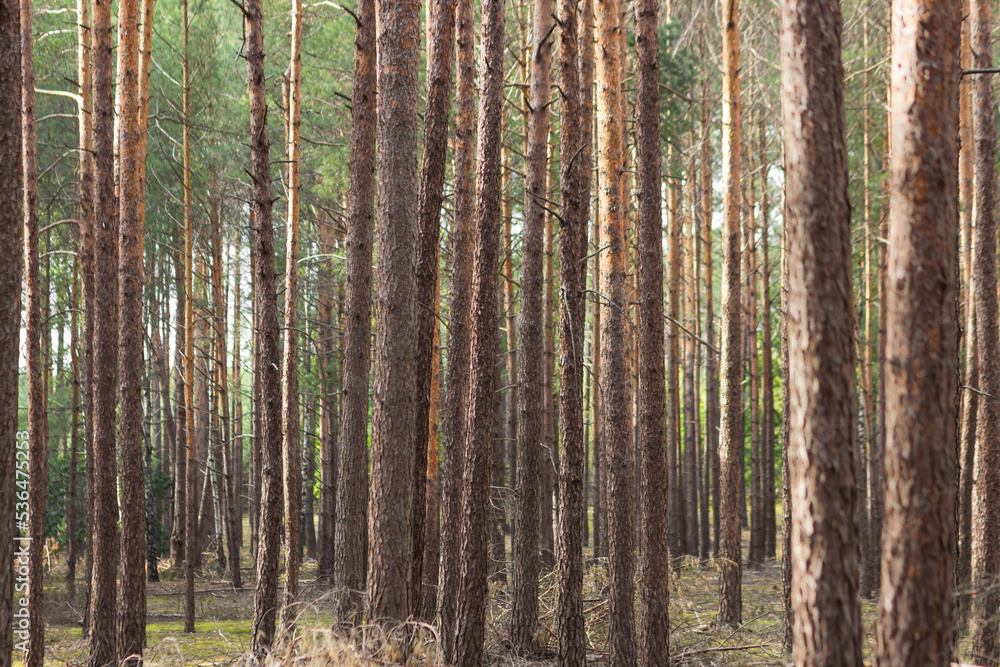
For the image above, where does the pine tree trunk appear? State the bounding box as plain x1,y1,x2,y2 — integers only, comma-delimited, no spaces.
780,220,792,652
683,164,700,560
435,0,475,639
877,2,959,662
781,0,863,662
666,168,683,562
451,0,503,656
636,0,668,657
280,0,303,630
366,0,420,621
88,0,121,651
758,129,775,561
0,11,23,664
717,0,743,627
116,0,147,654
422,309,441,608
969,0,1000,658
171,249,187,571
245,0,281,647
316,216,336,581
747,162,763,568
333,0,375,622
412,0,456,616
511,0,555,646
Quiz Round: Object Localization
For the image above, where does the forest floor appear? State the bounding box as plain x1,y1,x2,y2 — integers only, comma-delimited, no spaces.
30,524,985,666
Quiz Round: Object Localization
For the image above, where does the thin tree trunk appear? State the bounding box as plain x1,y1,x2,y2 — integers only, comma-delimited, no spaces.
366,0,420,621
780,0,862,662
422,308,440,607
245,0,281,647
412,0,456,616
717,0,743,628
877,2,959,662
683,160,700,561
68,260,80,592
434,0,475,639
780,221,792,652
758,127,775,561
636,0,668,657
116,0,147,653
317,216,336,581
171,247,187,571
451,0,503,656
280,0,303,630
666,166,683,562
333,0,375,622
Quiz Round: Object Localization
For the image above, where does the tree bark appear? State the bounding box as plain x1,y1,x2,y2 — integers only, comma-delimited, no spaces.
366,0,420,622
317,217,336,582
636,0,668,659
333,0,375,622
451,0,503,657
666,165,683,561
717,0,743,628
780,0,863,662
877,1,959,663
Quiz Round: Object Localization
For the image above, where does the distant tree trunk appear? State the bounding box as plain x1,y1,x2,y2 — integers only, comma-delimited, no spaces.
541,188,556,572
596,0,636,657
503,146,519,515
231,241,244,557
21,0,48,660
366,0,419,622
116,0,147,654
68,260,80,593
412,0,456,617
746,166,763,568
780,222,792,652
434,0,475,639
511,0,554,647
490,296,506,579
877,1,959,663
635,0,668,658
245,0,281,648
87,0,120,652
451,0,503,656
171,249,187,572
316,217,336,582
0,10,23,664
556,0,586,655
717,0,743,628
758,128,775,561
280,0,303,632
970,0,1000,658
333,0,375,623
780,0,862,663
666,168,683,561
683,164,700,561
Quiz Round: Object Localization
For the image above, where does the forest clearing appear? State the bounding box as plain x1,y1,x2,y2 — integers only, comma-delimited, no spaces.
1,0,997,662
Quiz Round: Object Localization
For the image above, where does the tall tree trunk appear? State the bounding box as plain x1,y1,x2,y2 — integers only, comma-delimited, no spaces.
511,0,555,646
116,0,147,654
877,1,959,663
780,0,862,662
970,0,1000,658
68,260,80,592
542,178,557,572
683,159,700,561
434,0,475,639
758,128,775,561
316,217,336,581
333,0,375,622
88,0,120,651
556,0,587,655
451,0,503,656
366,0,420,622
21,0,48,659
412,0,456,617
780,221,792,652
717,0,743,627
0,8,23,663
245,0,281,648
636,0,668,658
666,165,683,561
746,165,763,567
280,0,303,631
596,0,636,657
422,306,441,608
171,247,187,572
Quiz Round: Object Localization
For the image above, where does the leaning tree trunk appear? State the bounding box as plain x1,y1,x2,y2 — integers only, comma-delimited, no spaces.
333,0,375,623
717,0,743,628
876,1,959,664
780,0,863,663
451,0,503,658
635,0,668,658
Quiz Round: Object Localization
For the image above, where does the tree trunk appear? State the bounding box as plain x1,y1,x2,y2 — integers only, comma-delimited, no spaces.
0,9,23,663
451,0,503,656
780,222,792,652
87,0,120,652
434,0,474,640
666,165,683,561
683,159,700,561
116,0,147,654
758,127,775,561
780,0,863,662
171,247,187,571
970,0,1000,658
511,0,555,646
333,0,375,622
746,166,763,568
717,0,743,628
366,0,420,621
876,2,959,663
412,0,456,617
636,0,668,658
422,307,441,610
280,0,303,631
245,0,281,648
